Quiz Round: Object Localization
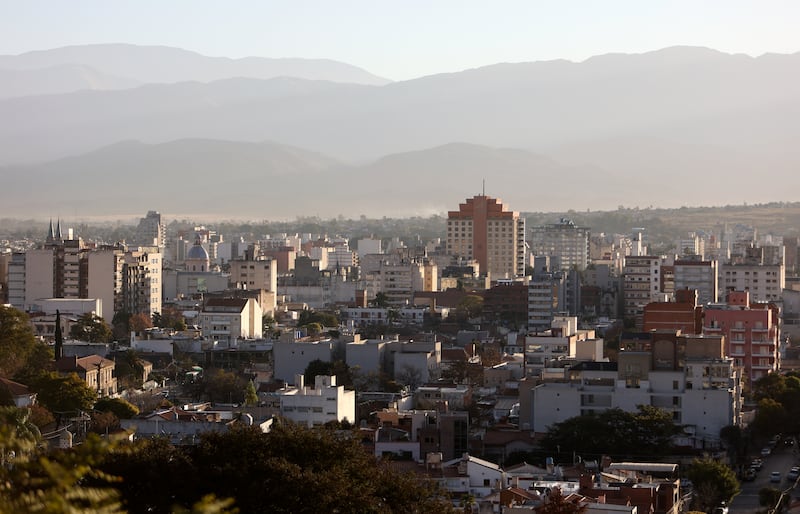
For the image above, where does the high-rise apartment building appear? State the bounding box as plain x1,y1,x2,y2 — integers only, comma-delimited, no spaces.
135,210,166,248
530,218,591,271
446,195,526,279
622,255,666,322
673,259,718,305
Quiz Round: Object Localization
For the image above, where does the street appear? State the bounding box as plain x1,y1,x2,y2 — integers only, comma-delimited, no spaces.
731,439,799,513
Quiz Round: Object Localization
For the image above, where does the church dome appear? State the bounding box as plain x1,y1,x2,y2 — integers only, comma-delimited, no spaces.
187,244,209,261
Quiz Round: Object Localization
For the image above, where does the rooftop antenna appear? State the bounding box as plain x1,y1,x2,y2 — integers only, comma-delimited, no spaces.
482,179,485,196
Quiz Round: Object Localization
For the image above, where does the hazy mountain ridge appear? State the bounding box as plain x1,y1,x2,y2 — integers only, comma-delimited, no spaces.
2,45,800,217
2,45,800,165
0,64,141,99
0,44,390,91
0,139,669,219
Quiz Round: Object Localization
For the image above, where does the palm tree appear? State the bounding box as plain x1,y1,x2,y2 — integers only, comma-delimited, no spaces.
0,406,40,466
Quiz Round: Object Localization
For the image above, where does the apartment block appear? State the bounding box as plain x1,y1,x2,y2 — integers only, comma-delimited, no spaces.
446,195,526,279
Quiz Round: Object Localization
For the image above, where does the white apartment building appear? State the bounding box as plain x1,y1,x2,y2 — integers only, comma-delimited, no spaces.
201,297,262,346
524,317,601,378
279,374,356,428
526,335,741,447
673,260,718,305
623,256,666,320
719,263,784,303
273,338,335,383
531,218,591,271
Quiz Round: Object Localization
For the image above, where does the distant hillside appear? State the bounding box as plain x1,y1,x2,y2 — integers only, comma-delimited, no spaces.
3,139,800,222
0,64,140,99
525,202,800,248
0,44,389,92
0,139,343,218
1,46,800,214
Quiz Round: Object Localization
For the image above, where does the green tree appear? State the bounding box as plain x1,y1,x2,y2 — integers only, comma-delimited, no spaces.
0,434,123,514
33,372,98,415
371,292,390,308
456,295,483,320
0,406,41,467
114,349,147,389
686,457,740,511
70,313,113,343
0,306,39,378
752,398,787,436
297,309,338,328
244,381,259,407
94,397,139,419
759,487,784,509
541,406,679,457
202,369,247,404
153,306,188,331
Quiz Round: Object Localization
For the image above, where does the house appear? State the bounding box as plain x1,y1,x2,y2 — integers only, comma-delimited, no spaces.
0,377,36,407
55,355,117,396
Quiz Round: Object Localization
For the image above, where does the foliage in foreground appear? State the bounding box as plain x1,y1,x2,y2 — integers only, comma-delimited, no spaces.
0,423,454,514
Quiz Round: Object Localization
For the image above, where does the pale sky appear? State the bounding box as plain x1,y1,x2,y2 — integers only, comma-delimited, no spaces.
1,0,799,81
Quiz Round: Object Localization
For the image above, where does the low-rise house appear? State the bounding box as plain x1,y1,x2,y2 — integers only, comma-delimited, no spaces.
0,377,36,407
56,355,117,396
121,403,272,444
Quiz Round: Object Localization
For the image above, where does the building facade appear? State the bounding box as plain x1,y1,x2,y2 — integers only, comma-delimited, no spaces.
446,195,526,279
531,218,591,271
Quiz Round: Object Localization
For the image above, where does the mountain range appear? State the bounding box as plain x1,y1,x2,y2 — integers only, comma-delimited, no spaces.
1,44,799,219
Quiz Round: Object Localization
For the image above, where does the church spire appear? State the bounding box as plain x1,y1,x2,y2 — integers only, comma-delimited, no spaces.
46,218,55,244
56,218,63,241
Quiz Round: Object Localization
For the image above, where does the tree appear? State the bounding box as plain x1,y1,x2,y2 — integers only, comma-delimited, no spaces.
759,487,784,509
202,369,247,404
153,306,188,331
751,398,787,436
686,457,740,511
114,349,147,389
244,381,259,407
70,313,113,343
129,313,153,334
94,397,139,419
540,406,680,458
297,309,338,329
371,292,390,308
396,364,423,390
111,309,130,342
0,406,41,467
33,372,98,415
0,434,123,513
456,295,483,320
0,306,39,378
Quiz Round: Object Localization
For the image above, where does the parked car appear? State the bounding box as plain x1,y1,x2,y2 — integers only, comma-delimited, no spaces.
751,458,763,470
713,503,729,514
771,471,782,483
743,468,757,481
761,447,772,457
788,467,800,481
